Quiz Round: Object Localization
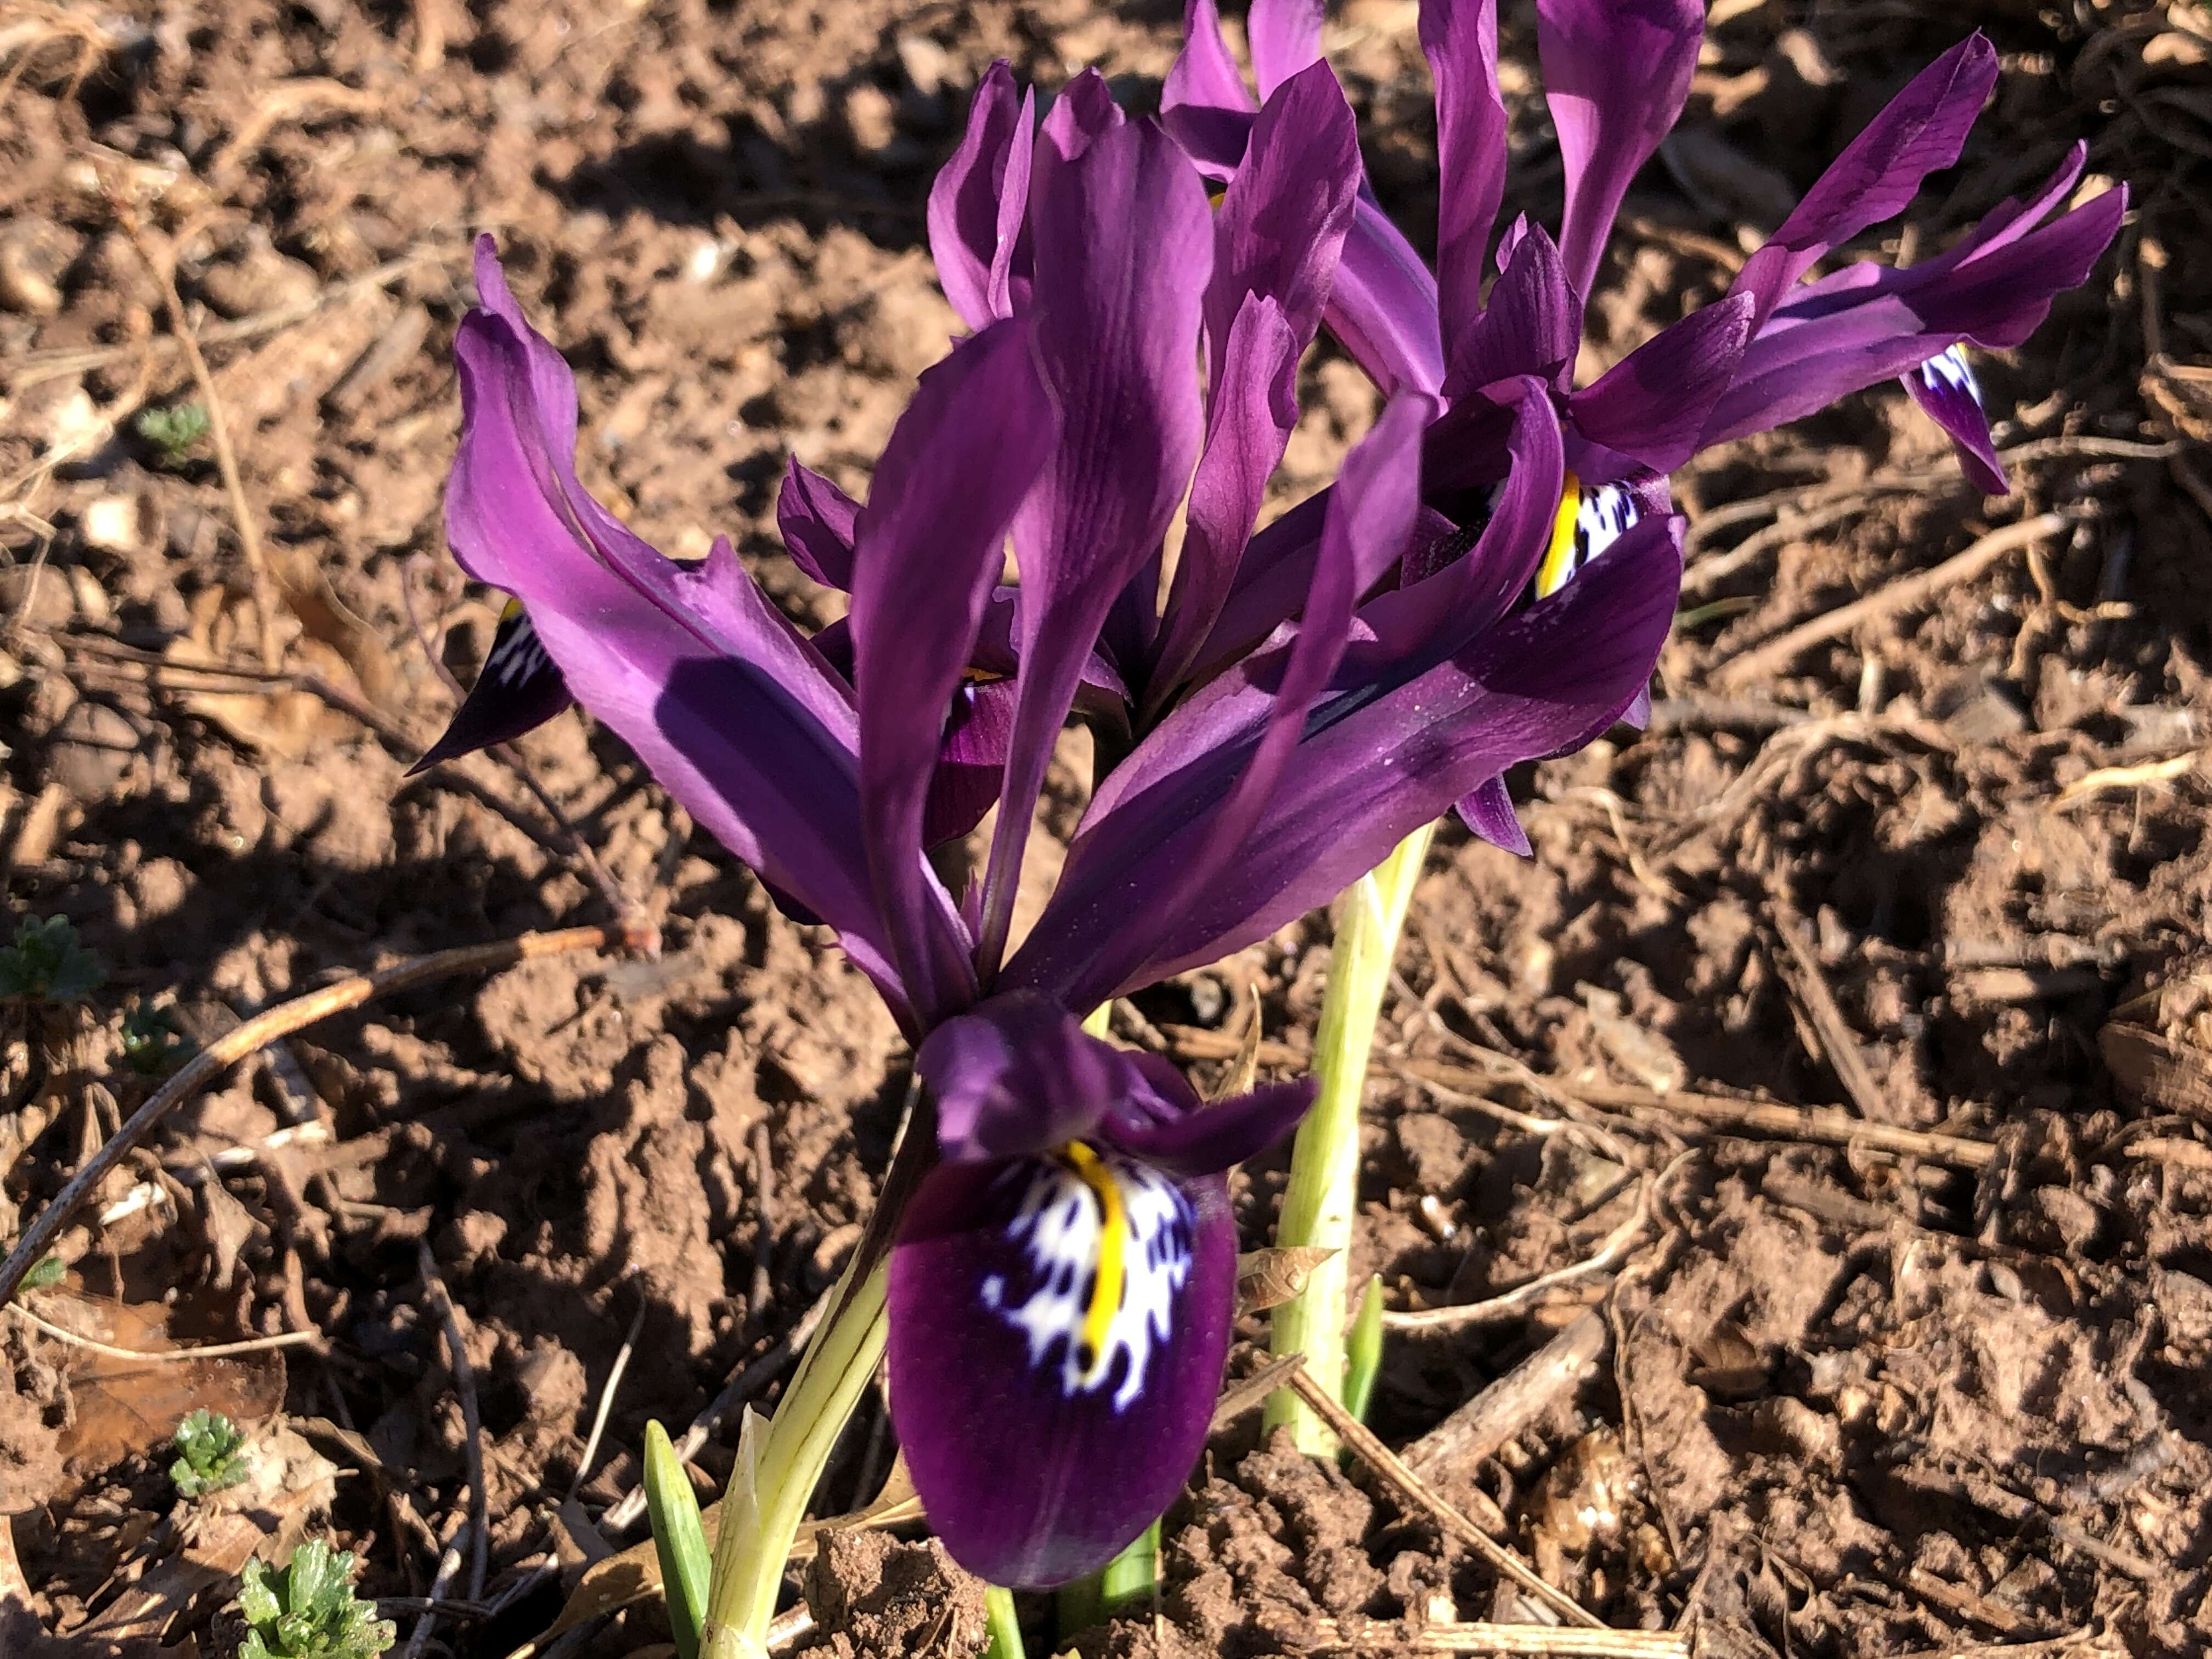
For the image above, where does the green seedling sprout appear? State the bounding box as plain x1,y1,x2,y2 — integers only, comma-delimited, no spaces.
172,1408,251,1499
1265,824,1432,1453
0,915,105,1004
983,1586,1027,1659
136,402,211,468
1341,1275,1385,1427
122,1002,191,1075
236,1539,394,1659
645,1419,712,1659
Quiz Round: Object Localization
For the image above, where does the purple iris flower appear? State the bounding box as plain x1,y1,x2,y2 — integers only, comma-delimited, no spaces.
1161,1,2126,772
431,46,1683,1582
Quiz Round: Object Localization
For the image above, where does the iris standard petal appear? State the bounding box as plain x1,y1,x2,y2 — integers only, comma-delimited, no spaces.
1204,62,1361,390
1013,514,1683,1003
924,673,1019,848
409,603,574,772
1153,294,1300,710
975,117,1213,974
1442,221,1578,399
1700,185,2126,447
929,63,1028,331
776,458,860,591
1329,193,1450,398
448,242,917,1016
1901,346,2008,494
1163,0,1260,173
887,1154,1238,1587
1729,35,1997,332
1566,291,1755,473
1421,0,1510,359
1249,0,1326,97
849,319,1052,1019
1536,0,1706,302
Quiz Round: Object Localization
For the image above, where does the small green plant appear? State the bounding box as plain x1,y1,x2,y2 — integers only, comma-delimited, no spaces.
11,1254,65,1298
122,1002,190,1075
237,1539,393,1659
0,915,105,1004
172,1408,251,1499
136,402,211,468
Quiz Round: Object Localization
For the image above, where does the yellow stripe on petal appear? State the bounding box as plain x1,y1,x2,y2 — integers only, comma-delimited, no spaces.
1060,1142,1126,1385
1533,471,1584,601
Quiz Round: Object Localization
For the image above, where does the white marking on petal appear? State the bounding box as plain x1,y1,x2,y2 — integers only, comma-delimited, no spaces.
487,613,552,689
1538,481,1644,600
1919,343,1982,404
989,1153,1195,1411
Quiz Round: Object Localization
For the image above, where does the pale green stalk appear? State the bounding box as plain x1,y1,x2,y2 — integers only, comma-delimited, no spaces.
984,1587,1028,1659
699,1255,888,1659
1341,1276,1385,1427
1263,822,1433,1452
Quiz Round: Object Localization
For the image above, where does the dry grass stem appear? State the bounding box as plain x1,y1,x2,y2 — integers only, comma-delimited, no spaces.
419,1242,490,1601
5,1301,322,1359
1713,514,2071,687
1283,1364,1603,1630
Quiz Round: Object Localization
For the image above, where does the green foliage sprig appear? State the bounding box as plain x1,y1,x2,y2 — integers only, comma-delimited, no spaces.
171,1408,250,1499
0,916,105,1004
237,1540,394,1659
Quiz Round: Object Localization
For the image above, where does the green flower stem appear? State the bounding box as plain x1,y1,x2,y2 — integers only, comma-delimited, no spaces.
699,1254,889,1659
1054,1516,1159,1637
1263,822,1432,1453
645,1420,712,1659
984,1587,1028,1659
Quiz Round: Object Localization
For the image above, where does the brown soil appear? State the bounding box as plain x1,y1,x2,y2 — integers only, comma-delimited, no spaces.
4,0,2210,1656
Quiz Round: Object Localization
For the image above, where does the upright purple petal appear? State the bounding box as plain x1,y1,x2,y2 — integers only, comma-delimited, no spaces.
449,244,913,1017
1013,515,1683,1006
925,674,1019,847
1443,221,1578,398
1250,0,1326,97
1701,186,2126,447
777,459,860,590
1422,0,1510,358
1163,0,1260,174
1730,36,1997,332
888,1156,1238,1586
1204,62,1361,386
1040,69,1128,171
1902,345,2007,494
1152,295,1300,709
1015,394,1437,1008
929,64,1030,331
1330,194,1449,397
1536,0,1705,301
1566,292,1754,473
849,320,1051,1021
973,120,1214,975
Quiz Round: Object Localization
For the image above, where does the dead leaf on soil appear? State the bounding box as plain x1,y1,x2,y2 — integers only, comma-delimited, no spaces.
34,1290,286,1473
160,586,361,760
1235,1246,1339,1316
2101,970,2212,1125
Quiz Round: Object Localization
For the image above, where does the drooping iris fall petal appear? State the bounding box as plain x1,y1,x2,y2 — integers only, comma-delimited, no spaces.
890,996,1310,1586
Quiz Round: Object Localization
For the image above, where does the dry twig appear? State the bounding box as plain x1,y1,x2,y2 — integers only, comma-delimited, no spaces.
420,1243,490,1602
1712,514,2070,688
1284,1365,1602,1629
5,1301,321,1359
1401,1310,1611,1477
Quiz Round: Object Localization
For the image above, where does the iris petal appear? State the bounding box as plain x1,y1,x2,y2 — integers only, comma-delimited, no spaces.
409,604,574,772
887,1154,1237,1587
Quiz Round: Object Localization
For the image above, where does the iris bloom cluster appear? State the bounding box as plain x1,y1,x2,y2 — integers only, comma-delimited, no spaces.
424,0,2119,1596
